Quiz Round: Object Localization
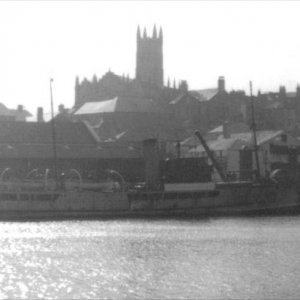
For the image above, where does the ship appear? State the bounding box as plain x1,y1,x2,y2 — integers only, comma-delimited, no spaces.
0,157,299,220
0,81,299,220
126,133,300,217
0,129,298,220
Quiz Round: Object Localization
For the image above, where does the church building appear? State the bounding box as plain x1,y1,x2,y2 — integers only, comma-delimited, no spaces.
73,26,187,142
74,26,181,110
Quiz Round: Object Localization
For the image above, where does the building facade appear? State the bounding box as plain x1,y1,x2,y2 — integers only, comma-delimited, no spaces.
181,128,300,181
0,121,147,183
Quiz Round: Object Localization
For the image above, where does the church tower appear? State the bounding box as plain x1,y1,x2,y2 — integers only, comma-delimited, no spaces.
136,25,164,87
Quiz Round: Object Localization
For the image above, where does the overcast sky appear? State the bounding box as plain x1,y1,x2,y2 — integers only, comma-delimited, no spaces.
0,1,300,118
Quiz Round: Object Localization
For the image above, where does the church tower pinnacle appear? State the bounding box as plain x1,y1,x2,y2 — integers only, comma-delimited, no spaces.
153,25,157,39
135,26,164,87
137,25,141,40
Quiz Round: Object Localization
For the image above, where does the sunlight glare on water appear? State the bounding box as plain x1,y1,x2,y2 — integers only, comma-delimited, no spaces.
0,217,300,299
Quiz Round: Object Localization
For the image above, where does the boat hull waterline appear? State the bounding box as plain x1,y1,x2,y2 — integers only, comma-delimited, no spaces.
0,182,299,219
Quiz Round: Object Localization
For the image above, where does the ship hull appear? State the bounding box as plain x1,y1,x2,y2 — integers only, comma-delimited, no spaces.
128,182,300,217
0,181,298,220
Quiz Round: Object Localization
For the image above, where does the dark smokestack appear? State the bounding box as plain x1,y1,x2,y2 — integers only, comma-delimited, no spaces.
179,80,188,93
17,105,23,112
218,76,225,92
279,85,286,98
58,104,65,114
297,85,300,97
37,107,44,122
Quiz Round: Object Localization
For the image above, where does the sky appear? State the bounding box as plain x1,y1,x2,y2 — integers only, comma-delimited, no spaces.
0,1,300,119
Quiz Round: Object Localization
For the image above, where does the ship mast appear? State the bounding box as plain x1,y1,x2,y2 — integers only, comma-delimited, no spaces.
249,81,261,181
50,78,58,189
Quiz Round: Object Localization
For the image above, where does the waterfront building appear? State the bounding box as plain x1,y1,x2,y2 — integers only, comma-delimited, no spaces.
181,126,300,181
0,121,146,182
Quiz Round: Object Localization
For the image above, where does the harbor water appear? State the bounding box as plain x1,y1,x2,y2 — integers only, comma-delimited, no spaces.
0,216,300,299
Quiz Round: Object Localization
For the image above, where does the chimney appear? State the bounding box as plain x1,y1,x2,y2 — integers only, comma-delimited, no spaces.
279,85,286,98
17,105,23,112
37,107,44,122
223,121,230,139
179,80,188,93
58,104,65,114
296,85,300,97
218,76,225,92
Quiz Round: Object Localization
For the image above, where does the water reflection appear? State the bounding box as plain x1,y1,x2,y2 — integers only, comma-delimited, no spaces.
0,217,299,299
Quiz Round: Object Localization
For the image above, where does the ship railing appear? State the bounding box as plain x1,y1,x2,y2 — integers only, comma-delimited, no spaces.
0,179,126,193
0,179,56,192
0,180,20,191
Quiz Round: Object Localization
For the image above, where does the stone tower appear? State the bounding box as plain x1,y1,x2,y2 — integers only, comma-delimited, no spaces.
135,25,164,87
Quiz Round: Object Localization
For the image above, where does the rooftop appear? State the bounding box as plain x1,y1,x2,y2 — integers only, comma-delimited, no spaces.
0,103,32,119
74,97,161,115
0,121,97,145
189,130,288,153
190,88,219,102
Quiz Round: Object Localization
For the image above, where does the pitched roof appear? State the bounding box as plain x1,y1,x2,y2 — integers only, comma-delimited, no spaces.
0,121,97,145
189,130,287,153
169,94,185,105
0,103,32,118
75,98,118,114
209,123,250,134
0,143,101,159
8,108,32,118
260,91,297,99
0,103,11,116
88,113,185,142
181,135,199,147
0,121,105,159
189,136,248,153
169,93,199,105
190,88,219,102
74,97,161,115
